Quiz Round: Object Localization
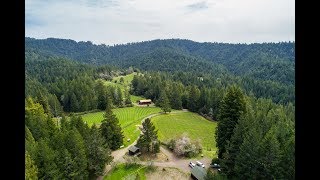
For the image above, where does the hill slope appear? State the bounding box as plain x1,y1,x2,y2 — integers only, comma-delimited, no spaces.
25,37,294,85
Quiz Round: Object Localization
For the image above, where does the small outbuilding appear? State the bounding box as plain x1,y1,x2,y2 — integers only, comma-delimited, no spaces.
128,145,140,156
138,99,152,105
191,166,207,180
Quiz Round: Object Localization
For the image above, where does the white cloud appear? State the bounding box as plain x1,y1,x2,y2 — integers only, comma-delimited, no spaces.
25,0,295,45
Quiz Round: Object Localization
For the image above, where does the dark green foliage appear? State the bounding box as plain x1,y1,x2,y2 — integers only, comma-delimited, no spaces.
86,126,113,176
25,38,294,85
124,89,133,106
95,80,108,110
33,139,61,179
100,96,124,150
115,86,123,107
25,97,113,179
158,90,171,113
38,92,51,115
26,38,294,105
64,128,88,179
169,83,183,110
216,85,246,158
25,38,295,179
137,118,160,153
218,97,295,179
205,170,227,180
47,94,63,117
188,86,200,112
69,115,90,138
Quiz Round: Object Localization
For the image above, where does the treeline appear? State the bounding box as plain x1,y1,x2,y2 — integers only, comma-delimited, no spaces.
26,58,134,115
25,96,124,179
26,38,294,105
131,72,295,179
212,86,295,179
25,37,294,86
130,72,295,120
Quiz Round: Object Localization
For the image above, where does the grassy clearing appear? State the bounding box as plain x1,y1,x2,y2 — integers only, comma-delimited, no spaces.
81,106,162,146
101,73,136,92
112,72,137,86
103,81,126,91
145,167,189,180
152,111,218,158
102,72,145,105
131,95,144,103
104,163,146,180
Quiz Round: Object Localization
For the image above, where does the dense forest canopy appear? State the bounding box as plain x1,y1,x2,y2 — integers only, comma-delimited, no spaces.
25,37,295,179
25,37,294,85
25,37,295,105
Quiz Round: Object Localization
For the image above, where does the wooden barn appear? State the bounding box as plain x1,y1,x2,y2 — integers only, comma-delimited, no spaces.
138,99,152,105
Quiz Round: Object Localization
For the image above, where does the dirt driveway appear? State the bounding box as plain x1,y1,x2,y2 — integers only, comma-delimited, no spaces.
139,146,211,173
98,109,211,179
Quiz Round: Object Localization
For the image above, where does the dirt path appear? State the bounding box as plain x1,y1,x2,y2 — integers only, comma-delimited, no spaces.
110,109,189,163
141,109,189,122
138,146,211,173
98,109,206,179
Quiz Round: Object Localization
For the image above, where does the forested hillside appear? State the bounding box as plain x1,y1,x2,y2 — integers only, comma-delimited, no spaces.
25,38,295,105
25,37,295,179
25,37,294,85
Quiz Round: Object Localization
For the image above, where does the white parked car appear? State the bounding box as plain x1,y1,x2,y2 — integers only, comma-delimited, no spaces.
189,162,196,168
196,161,205,168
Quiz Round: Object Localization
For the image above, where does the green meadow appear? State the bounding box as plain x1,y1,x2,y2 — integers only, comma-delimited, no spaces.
152,111,218,158
81,106,162,146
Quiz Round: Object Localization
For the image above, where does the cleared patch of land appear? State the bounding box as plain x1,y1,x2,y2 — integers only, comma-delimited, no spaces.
104,163,146,180
101,72,145,105
81,106,162,146
112,72,137,86
145,167,189,180
104,164,189,180
152,112,218,158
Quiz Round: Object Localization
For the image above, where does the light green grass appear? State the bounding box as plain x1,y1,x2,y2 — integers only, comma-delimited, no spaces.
112,72,137,86
81,106,162,146
104,163,146,180
102,72,145,104
152,112,218,158
103,81,126,91
131,95,144,103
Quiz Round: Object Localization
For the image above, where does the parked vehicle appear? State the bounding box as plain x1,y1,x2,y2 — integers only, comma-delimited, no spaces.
196,161,205,168
189,162,196,168
211,163,221,168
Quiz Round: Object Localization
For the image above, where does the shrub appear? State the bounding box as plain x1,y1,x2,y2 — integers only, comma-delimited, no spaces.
145,161,156,173
167,139,176,150
170,134,202,157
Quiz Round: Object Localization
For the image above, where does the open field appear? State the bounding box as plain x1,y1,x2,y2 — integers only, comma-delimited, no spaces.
81,106,162,146
112,72,137,86
101,72,145,105
104,163,146,180
152,112,218,158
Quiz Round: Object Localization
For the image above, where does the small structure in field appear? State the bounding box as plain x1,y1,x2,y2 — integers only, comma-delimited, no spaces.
138,99,152,105
191,166,207,180
128,145,140,156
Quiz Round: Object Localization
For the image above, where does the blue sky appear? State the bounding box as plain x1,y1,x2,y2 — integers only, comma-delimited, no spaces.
26,0,295,45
